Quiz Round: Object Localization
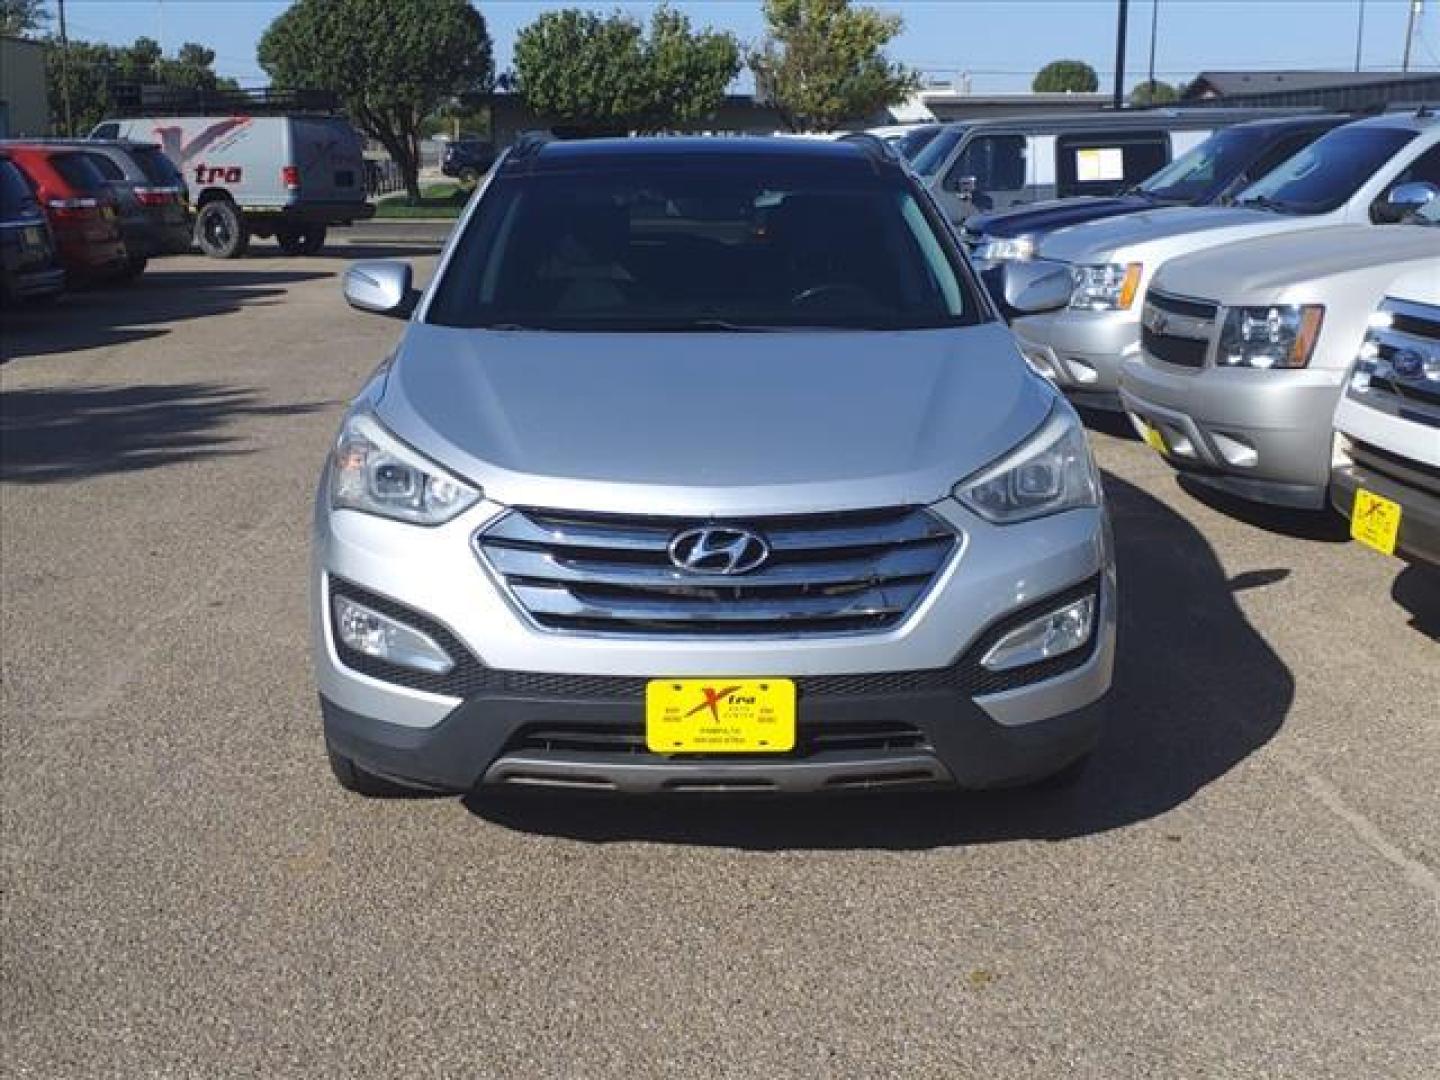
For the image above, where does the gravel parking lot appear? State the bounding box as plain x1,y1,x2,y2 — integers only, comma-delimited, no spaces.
3,247,1437,1078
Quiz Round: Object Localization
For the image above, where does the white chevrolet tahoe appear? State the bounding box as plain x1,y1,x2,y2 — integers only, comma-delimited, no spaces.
1011,111,1440,410
1331,264,1440,568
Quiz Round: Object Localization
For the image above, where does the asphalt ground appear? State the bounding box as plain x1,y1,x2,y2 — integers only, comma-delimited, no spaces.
2,245,1437,1078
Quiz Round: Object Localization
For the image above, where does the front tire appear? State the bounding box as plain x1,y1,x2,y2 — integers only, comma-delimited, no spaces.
274,226,304,256
297,225,327,255
195,199,250,259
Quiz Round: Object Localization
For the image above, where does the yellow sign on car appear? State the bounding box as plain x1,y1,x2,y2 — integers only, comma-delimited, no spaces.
645,678,796,754
1351,488,1402,556
1139,420,1168,455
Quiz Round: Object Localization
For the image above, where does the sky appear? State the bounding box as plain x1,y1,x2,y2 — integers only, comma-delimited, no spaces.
45,0,1440,93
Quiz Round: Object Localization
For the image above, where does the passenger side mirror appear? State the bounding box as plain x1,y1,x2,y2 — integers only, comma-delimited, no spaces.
1375,181,1439,223
1001,260,1072,315
343,260,417,318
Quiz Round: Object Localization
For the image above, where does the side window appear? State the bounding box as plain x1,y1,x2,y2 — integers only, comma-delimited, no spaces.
83,153,125,182
1393,144,1440,187
1056,132,1169,196
92,123,120,139
944,134,1027,201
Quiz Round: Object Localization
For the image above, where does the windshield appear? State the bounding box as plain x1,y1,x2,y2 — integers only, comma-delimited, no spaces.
1234,126,1417,216
910,126,967,178
893,126,941,161
1138,125,1268,203
427,164,979,331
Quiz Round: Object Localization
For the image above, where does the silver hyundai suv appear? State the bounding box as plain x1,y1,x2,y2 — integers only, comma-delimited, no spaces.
313,137,1115,797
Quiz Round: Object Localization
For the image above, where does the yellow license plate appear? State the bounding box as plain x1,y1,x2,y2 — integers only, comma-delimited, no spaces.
1351,488,1401,556
101,205,115,219
646,679,795,754
1139,420,1168,455
23,226,42,247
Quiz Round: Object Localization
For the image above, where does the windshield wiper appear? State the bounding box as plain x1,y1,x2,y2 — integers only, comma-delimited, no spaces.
1236,194,1290,214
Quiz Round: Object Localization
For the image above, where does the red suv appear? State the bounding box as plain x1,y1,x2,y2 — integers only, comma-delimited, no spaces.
3,144,129,282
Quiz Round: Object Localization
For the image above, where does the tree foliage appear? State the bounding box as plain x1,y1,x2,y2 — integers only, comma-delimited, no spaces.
513,7,740,137
748,0,919,132
259,0,493,201
1,0,46,36
44,35,239,135
1130,79,1178,106
1032,60,1099,93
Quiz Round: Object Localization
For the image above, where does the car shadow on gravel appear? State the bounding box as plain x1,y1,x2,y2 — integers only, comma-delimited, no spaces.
467,471,1296,849
0,382,327,483
0,269,329,363
1391,564,1439,640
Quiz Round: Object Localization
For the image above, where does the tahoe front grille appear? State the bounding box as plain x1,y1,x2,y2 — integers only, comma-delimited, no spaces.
475,506,957,637
1142,289,1219,369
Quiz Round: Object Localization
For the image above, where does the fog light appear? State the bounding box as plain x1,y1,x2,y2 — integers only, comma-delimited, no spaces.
332,594,454,674
981,594,1096,672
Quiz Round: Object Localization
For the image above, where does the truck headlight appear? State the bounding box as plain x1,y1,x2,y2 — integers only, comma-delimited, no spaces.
1217,305,1324,369
1069,262,1142,311
330,410,481,525
955,406,1101,524
975,235,1036,262
981,594,1096,672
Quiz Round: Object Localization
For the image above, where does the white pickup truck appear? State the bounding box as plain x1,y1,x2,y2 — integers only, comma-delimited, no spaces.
1331,265,1440,568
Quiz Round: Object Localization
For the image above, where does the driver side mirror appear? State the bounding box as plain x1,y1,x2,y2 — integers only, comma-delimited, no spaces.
1002,260,1072,315
1375,181,1439,223
343,260,418,318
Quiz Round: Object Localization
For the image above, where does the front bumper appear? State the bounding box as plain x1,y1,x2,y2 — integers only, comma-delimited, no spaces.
312,493,1115,794
244,200,376,226
1120,359,1345,509
1331,459,1440,569
1010,308,1139,410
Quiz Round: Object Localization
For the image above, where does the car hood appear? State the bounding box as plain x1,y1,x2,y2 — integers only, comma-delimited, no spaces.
376,323,1054,516
1038,205,1285,263
1152,224,1440,304
967,195,1158,239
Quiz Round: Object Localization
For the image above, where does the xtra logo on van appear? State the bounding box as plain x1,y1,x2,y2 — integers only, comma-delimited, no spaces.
152,117,253,169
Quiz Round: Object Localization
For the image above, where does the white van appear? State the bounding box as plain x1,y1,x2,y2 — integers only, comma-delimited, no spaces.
92,114,374,257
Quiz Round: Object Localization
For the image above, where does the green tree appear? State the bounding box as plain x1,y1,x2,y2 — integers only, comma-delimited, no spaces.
1032,59,1099,93
45,36,239,135
514,7,740,137
258,0,493,202
749,0,920,132
1130,79,1178,106
1,0,47,36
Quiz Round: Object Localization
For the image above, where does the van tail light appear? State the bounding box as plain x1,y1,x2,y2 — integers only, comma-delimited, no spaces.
281,166,300,191
47,196,100,220
134,186,181,206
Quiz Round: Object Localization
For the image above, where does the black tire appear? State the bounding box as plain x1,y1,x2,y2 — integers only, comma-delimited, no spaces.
194,199,250,259
118,255,148,282
326,741,418,797
297,225,327,255
274,226,305,256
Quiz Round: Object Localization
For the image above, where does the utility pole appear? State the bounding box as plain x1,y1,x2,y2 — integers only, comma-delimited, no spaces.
1113,0,1130,109
1147,0,1160,93
58,0,74,136
1354,0,1366,72
1402,0,1422,72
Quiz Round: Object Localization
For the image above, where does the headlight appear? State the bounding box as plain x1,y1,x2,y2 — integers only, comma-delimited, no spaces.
975,235,1036,262
329,410,481,525
1069,262,1143,311
1217,305,1324,369
954,407,1101,524
981,594,1096,672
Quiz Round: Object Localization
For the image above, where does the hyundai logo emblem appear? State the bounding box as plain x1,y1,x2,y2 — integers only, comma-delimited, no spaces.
668,526,770,575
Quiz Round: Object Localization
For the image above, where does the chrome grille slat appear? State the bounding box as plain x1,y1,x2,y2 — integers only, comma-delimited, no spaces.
476,506,957,636
485,541,950,590
511,580,928,622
